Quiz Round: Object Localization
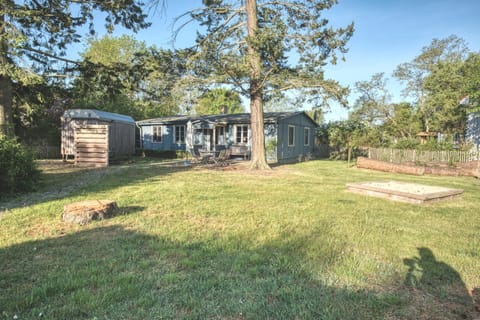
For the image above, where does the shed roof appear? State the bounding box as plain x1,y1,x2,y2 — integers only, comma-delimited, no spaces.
137,112,318,127
62,109,135,124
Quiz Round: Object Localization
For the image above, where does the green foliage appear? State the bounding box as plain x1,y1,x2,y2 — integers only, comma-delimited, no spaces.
195,88,244,115
12,81,68,145
351,73,392,126
73,35,191,120
0,138,39,195
393,138,420,150
184,0,354,108
461,53,480,113
0,0,150,136
393,35,469,132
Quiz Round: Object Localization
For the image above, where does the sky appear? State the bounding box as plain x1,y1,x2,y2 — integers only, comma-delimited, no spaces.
70,0,480,122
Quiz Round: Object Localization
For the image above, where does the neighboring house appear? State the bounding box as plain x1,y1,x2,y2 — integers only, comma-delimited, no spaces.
137,112,318,163
466,112,480,150
61,109,136,166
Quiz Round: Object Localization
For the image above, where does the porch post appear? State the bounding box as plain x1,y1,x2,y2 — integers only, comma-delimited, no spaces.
213,126,216,151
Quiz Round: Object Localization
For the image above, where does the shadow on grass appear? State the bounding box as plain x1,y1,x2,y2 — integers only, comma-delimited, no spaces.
0,158,191,212
402,247,477,319
1,225,403,320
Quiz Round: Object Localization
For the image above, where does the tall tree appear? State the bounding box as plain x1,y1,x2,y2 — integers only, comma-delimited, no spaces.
350,73,392,126
195,88,244,115
423,60,466,133
0,0,150,137
73,35,190,120
175,0,354,169
393,35,469,132
461,52,480,113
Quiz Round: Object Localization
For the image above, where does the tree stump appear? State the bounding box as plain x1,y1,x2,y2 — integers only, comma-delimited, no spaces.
62,200,117,225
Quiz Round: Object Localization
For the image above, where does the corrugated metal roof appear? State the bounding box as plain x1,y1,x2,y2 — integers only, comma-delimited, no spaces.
62,109,135,123
136,112,317,126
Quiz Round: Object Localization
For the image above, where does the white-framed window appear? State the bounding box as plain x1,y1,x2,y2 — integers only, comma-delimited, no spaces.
288,125,295,146
235,125,249,144
215,126,226,145
152,126,162,143
304,127,310,146
174,125,186,144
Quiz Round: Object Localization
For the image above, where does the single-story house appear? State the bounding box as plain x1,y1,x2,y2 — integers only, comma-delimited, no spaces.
136,112,318,163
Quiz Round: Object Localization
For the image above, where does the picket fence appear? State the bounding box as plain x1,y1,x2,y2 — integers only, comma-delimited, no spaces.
368,148,480,164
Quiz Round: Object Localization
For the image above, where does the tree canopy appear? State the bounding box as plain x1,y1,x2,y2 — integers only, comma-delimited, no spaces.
73,35,189,120
195,88,244,115
0,0,150,137
393,35,469,133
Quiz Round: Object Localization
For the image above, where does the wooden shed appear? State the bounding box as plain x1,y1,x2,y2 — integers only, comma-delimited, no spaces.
61,109,136,166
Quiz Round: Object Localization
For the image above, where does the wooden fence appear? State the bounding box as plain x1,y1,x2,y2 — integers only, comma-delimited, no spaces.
28,145,61,159
74,125,109,167
368,148,480,164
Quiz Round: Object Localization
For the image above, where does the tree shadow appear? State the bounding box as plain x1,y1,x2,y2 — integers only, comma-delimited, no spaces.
402,247,477,319
0,158,191,211
1,225,401,320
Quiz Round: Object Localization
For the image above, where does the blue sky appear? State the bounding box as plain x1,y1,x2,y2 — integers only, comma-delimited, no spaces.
71,0,480,121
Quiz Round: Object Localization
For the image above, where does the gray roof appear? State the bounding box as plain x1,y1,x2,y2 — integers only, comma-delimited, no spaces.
62,109,135,124
137,112,317,126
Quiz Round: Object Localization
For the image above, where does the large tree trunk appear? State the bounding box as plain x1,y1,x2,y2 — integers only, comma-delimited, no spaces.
245,0,270,170
0,12,14,138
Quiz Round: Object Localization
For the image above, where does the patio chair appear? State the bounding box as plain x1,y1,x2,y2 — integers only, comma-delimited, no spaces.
212,149,231,166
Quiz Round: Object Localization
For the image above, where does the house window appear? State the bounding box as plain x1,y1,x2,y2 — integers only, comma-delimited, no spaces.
216,126,226,145
174,125,186,144
288,125,295,146
304,127,310,146
235,125,249,144
152,126,162,143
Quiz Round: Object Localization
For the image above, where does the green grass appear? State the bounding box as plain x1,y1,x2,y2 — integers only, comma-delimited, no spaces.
1,159,479,319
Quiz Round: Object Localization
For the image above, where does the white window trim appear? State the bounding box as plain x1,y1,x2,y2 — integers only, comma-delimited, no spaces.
174,125,186,144
288,125,295,147
304,127,310,146
235,124,249,144
152,125,163,143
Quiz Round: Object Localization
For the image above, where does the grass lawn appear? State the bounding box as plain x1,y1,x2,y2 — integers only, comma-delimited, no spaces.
1,159,479,319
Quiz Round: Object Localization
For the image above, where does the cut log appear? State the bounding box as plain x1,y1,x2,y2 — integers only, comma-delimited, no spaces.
62,200,117,225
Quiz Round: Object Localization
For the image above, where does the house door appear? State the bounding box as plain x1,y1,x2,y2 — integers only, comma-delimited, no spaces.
202,129,213,150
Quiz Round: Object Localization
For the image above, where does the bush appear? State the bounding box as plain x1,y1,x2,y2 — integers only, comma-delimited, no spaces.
393,138,420,150
0,137,40,196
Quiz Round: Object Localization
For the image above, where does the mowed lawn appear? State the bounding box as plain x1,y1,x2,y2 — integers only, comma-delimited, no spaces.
1,159,479,319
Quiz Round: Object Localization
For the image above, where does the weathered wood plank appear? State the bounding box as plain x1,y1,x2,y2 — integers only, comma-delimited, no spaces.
77,134,107,140
76,155,108,160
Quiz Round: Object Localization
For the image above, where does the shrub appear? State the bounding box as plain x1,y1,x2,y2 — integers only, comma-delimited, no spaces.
393,138,420,150
0,137,40,196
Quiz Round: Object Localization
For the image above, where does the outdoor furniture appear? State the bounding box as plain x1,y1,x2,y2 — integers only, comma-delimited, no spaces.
230,145,249,160
212,149,231,166
199,150,215,164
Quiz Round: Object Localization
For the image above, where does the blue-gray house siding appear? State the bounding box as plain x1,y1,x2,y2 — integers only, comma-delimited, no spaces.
137,112,317,163
140,124,187,151
275,112,316,162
